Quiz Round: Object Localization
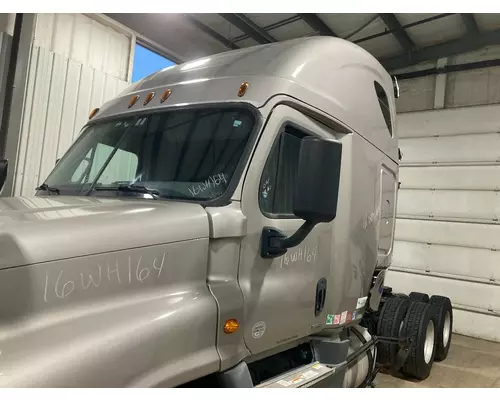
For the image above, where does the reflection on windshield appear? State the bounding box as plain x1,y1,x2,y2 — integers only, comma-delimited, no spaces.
44,107,256,201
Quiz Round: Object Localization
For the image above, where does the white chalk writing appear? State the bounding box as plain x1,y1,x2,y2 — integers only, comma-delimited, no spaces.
81,265,102,290
280,245,318,268
363,209,380,229
43,252,167,303
188,173,227,197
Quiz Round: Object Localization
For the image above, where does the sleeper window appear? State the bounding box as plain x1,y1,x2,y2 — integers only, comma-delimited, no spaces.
259,126,306,217
374,81,392,136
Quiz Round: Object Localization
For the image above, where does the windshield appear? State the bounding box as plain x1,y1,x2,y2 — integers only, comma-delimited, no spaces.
44,106,256,202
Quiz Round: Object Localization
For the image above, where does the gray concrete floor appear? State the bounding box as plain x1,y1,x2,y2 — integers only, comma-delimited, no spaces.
375,334,500,388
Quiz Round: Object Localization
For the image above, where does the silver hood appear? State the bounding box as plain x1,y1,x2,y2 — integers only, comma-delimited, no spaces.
0,196,209,269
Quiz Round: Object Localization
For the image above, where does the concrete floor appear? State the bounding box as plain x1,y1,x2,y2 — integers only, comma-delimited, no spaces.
375,334,500,388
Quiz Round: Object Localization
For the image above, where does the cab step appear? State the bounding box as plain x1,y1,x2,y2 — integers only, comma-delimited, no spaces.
256,362,337,388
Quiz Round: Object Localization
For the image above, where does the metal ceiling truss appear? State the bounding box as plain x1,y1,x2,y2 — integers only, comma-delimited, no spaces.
219,14,276,44
187,13,496,73
460,13,479,37
185,15,240,50
379,14,415,52
230,15,302,44
298,14,337,37
382,28,500,71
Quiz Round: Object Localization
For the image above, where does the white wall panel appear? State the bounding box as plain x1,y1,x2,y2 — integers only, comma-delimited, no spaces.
34,14,130,81
13,13,132,197
14,46,129,196
399,133,500,164
396,76,435,113
446,67,500,108
398,189,500,222
452,309,500,343
393,241,500,282
400,165,500,190
390,104,500,342
395,219,500,250
397,104,500,138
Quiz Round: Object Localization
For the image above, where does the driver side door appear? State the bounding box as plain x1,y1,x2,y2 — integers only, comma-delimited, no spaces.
238,105,336,355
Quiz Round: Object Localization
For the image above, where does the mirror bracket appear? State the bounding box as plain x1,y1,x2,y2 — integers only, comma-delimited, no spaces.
260,221,316,259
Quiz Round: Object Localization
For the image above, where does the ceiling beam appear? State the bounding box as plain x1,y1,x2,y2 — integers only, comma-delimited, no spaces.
219,14,276,44
381,28,500,71
298,14,337,37
379,14,415,52
184,15,239,50
460,13,479,36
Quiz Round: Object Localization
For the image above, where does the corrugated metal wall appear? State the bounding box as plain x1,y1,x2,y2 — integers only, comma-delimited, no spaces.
13,14,131,196
34,13,130,81
396,45,500,113
388,59,500,341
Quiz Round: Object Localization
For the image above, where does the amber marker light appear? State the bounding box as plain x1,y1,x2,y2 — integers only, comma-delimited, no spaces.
128,95,140,108
143,92,155,106
223,319,239,334
88,108,99,120
160,89,172,103
238,82,249,97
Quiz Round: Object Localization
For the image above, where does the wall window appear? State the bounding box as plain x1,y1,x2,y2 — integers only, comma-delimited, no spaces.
132,44,176,83
374,81,393,136
259,126,308,217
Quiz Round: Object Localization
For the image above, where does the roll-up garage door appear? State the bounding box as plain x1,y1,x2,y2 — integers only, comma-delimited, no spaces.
386,103,500,342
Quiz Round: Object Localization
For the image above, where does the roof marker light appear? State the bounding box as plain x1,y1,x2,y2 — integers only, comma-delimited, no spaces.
238,82,249,97
128,95,140,108
143,92,155,106
160,89,172,103
88,108,99,120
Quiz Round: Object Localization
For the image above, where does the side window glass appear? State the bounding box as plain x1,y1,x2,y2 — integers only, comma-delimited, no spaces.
259,126,306,217
374,81,392,136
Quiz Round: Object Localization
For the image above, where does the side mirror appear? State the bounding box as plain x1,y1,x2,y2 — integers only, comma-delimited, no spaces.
0,159,8,195
261,136,342,258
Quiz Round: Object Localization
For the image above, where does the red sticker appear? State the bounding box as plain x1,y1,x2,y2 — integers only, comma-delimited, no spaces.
333,314,341,324
347,312,353,321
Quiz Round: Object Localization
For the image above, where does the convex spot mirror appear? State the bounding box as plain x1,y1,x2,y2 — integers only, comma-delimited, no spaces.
0,159,8,195
261,136,342,258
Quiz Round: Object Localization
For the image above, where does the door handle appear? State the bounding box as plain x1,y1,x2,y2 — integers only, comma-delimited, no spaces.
315,278,327,316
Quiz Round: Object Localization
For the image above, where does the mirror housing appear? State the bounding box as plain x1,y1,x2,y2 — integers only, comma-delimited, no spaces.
293,136,342,223
261,136,342,258
0,159,8,195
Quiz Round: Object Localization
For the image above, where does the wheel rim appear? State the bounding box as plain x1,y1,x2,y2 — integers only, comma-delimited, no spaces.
424,320,435,364
443,311,451,347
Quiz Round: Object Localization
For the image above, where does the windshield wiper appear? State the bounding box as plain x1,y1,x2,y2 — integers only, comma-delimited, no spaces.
94,184,160,199
36,183,60,195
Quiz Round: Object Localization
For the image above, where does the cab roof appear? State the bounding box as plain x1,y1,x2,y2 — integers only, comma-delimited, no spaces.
93,37,397,160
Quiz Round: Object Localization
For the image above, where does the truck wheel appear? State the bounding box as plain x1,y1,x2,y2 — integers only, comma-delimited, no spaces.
429,295,453,361
409,292,429,303
401,302,437,380
376,296,411,367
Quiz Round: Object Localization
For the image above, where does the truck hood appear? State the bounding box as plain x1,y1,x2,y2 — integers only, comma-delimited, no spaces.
0,196,209,269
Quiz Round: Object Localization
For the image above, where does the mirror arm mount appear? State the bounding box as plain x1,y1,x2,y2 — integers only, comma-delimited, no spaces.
261,220,316,259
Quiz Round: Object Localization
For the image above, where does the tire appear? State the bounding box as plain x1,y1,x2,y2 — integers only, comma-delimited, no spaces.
376,296,411,367
409,292,429,303
401,301,437,380
429,295,453,361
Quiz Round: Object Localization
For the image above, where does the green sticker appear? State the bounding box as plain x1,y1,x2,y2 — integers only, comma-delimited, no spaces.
326,314,334,325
